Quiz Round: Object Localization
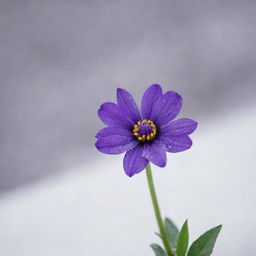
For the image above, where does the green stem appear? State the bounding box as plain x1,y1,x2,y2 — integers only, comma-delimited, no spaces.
146,163,174,256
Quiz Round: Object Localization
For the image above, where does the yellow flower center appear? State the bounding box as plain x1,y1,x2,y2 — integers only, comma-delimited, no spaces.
133,119,157,142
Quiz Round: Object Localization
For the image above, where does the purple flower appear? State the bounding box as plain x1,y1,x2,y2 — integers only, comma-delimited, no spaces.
95,84,197,177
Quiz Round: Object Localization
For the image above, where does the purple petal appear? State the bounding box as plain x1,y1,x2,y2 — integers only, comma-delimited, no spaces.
117,88,141,126
141,84,162,119
161,118,198,136
152,91,182,125
123,146,148,177
142,141,167,167
149,96,163,121
98,102,129,128
96,127,132,139
162,135,192,153
95,128,138,154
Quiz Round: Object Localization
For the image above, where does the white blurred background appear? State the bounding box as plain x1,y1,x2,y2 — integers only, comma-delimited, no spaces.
0,1,256,255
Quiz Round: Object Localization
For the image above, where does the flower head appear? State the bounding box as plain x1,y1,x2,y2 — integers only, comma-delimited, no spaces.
95,84,197,177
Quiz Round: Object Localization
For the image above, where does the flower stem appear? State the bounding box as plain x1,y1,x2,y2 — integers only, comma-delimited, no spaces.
146,163,174,256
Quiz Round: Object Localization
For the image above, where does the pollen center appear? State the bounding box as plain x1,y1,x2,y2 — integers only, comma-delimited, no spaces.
133,119,157,142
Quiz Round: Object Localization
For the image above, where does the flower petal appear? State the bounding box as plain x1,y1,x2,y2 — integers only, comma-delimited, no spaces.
149,96,163,122
141,84,162,119
153,91,182,126
123,146,148,177
117,88,141,126
95,129,138,154
98,102,129,128
96,127,132,139
161,118,198,136
143,141,167,167
162,135,192,153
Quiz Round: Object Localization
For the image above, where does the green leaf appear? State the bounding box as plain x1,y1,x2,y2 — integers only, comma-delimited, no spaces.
150,243,166,256
164,218,180,249
187,225,222,256
155,232,162,239
176,220,189,256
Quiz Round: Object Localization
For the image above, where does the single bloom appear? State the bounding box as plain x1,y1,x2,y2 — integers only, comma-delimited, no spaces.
95,84,198,177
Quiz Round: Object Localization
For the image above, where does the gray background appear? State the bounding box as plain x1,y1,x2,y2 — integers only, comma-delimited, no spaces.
0,0,256,255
